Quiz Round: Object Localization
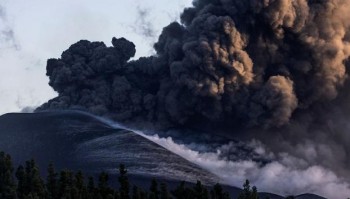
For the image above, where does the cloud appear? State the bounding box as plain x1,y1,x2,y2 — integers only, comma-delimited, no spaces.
137,134,350,199
0,5,19,50
20,106,36,113
133,6,157,40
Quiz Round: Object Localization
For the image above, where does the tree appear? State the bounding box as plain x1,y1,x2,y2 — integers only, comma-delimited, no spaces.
132,185,141,199
285,196,295,199
30,160,46,197
171,181,190,199
0,152,17,199
18,159,46,199
118,164,130,199
16,165,26,198
193,181,209,199
98,171,114,198
139,190,147,199
86,176,96,199
58,170,74,199
98,172,109,196
72,170,88,199
46,163,58,199
87,176,95,193
160,182,170,199
149,179,159,199
238,180,259,199
211,183,226,199
251,186,259,199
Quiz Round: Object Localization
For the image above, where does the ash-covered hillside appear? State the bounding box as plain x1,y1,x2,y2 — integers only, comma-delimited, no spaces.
0,110,217,184
0,111,327,199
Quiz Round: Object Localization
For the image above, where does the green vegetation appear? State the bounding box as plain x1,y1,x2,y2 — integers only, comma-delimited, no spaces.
0,151,315,199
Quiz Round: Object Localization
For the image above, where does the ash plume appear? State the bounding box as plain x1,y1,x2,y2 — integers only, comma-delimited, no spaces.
38,0,350,128
37,1,350,196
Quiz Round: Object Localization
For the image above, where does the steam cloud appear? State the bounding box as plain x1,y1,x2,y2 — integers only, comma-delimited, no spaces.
37,0,350,197
141,134,350,199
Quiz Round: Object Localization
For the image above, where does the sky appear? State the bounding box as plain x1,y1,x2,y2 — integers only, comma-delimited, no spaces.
0,0,192,114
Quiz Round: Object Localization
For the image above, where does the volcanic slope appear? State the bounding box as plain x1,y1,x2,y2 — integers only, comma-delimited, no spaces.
0,110,218,184
0,111,326,199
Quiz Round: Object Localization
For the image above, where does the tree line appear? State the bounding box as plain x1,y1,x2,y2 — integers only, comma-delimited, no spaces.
0,151,298,199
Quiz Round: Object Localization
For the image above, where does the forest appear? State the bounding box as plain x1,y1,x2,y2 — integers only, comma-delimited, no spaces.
0,151,297,199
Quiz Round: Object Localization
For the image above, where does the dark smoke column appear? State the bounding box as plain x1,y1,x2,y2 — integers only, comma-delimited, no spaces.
38,0,350,130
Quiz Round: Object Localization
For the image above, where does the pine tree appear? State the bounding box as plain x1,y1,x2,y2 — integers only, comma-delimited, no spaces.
98,171,114,198
160,182,170,199
18,159,46,198
202,187,209,199
114,191,121,199
0,152,17,199
58,170,74,199
149,179,159,199
75,171,84,191
86,176,96,199
16,165,26,198
211,183,224,199
194,181,209,199
46,163,58,199
285,196,295,199
171,181,186,199
139,190,147,199
76,170,89,199
98,172,108,197
118,164,130,199
87,176,95,193
238,180,259,199
32,160,46,197
132,185,141,199
251,186,259,199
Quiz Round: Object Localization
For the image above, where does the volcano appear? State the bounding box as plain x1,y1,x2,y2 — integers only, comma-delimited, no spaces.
0,110,219,183
0,111,325,199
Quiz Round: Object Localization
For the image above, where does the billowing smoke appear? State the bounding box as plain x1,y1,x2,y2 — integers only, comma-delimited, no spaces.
37,0,350,197
38,0,350,129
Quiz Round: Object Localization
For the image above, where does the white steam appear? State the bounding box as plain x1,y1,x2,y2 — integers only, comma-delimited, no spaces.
136,134,350,199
